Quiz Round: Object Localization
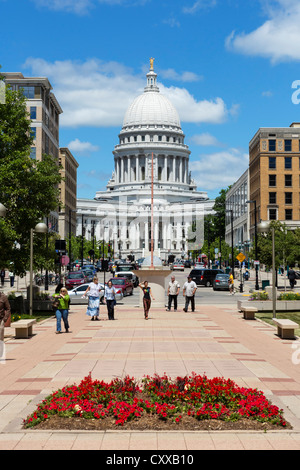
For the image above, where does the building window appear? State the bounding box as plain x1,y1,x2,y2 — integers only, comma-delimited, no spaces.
158,167,162,180
141,136,145,142
30,147,36,159
30,127,36,139
269,140,276,151
269,157,276,169
134,136,137,142
141,166,145,180
30,106,37,120
269,208,277,220
285,192,293,204
285,209,293,220
285,174,292,187
285,157,292,169
158,135,162,142
269,192,277,204
284,139,292,151
269,174,276,187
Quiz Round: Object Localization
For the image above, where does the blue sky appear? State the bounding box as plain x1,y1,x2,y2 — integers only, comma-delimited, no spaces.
1,0,300,200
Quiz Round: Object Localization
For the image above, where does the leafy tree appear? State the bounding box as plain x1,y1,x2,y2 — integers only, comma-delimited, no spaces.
257,221,300,269
0,72,62,275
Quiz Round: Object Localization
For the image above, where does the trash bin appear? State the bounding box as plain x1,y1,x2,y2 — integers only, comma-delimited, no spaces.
225,267,231,274
262,280,270,290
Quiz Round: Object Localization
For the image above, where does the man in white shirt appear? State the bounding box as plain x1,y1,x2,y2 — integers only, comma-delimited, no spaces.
166,275,180,311
183,276,197,312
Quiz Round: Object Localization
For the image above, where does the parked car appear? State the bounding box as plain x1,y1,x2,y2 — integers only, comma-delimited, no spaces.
114,267,139,287
82,264,97,275
172,261,185,271
195,262,205,268
108,277,134,296
80,268,94,282
213,274,230,291
184,260,191,268
67,283,123,304
65,271,88,290
189,268,223,287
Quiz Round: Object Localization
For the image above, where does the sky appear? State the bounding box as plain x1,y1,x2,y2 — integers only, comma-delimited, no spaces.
1,0,300,201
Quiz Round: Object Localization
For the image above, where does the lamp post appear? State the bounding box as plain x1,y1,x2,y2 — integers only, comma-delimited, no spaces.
226,209,234,279
30,222,48,316
246,200,259,291
257,221,276,318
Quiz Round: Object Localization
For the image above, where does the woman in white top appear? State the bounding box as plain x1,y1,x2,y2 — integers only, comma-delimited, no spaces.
104,280,117,320
84,276,102,321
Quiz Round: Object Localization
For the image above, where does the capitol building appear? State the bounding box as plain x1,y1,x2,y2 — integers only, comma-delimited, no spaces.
76,61,214,260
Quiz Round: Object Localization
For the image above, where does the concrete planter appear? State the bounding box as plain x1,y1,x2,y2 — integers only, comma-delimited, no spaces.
238,299,300,312
24,300,53,313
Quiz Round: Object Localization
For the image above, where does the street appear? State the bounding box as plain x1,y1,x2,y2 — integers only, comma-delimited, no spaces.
96,268,250,308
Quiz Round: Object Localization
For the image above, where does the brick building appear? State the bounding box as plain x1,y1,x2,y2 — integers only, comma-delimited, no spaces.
249,122,300,234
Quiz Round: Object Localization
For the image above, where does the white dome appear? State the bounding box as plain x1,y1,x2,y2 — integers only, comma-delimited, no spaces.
123,91,181,128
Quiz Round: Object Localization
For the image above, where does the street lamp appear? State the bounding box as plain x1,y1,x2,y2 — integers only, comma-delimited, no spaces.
225,209,234,279
246,200,259,291
30,222,48,316
257,221,276,318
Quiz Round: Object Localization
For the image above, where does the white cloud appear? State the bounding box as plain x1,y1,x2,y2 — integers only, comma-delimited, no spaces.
31,0,93,14
190,133,222,146
162,85,229,124
183,0,217,14
31,0,148,14
159,68,202,82
190,148,248,190
226,0,300,63
24,57,232,127
68,138,99,155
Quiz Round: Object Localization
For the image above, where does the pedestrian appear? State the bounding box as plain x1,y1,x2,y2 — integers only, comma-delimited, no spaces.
0,269,5,288
228,271,234,295
183,276,197,312
139,281,155,319
0,290,11,343
104,280,117,320
83,276,102,321
52,287,70,334
9,270,14,287
166,275,180,311
288,268,296,289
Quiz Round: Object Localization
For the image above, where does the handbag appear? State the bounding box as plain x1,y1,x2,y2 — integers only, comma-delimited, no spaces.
52,297,60,311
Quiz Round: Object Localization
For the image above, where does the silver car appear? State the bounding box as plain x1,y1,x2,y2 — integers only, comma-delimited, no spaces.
67,283,123,304
213,274,230,291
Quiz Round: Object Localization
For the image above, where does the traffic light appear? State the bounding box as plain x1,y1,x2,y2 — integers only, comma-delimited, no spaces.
55,240,66,254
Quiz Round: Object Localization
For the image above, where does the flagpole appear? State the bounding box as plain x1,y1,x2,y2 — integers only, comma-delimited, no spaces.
151,152,154,269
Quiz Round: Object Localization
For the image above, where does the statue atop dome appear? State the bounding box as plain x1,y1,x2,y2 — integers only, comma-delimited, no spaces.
150,57,155,70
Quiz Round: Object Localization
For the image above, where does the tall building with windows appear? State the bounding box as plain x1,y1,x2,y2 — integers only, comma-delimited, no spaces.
225,169,250,249
77,62,214,260
58,148,79,239
249,122,300,233
3,72,63,233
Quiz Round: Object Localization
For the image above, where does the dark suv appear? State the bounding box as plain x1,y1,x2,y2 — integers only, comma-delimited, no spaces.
189,268,223,287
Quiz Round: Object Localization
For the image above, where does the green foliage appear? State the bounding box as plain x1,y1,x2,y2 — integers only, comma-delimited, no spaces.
257,221,300,268
278,292,300,301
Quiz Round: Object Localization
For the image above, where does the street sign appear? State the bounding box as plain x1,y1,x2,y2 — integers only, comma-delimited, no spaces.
236,252,246,262
61,255,70,266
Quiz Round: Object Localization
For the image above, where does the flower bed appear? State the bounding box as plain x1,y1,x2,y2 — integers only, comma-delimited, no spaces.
23,373,289,430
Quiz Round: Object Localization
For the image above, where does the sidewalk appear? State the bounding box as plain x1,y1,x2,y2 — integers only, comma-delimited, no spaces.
1,298,300,451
